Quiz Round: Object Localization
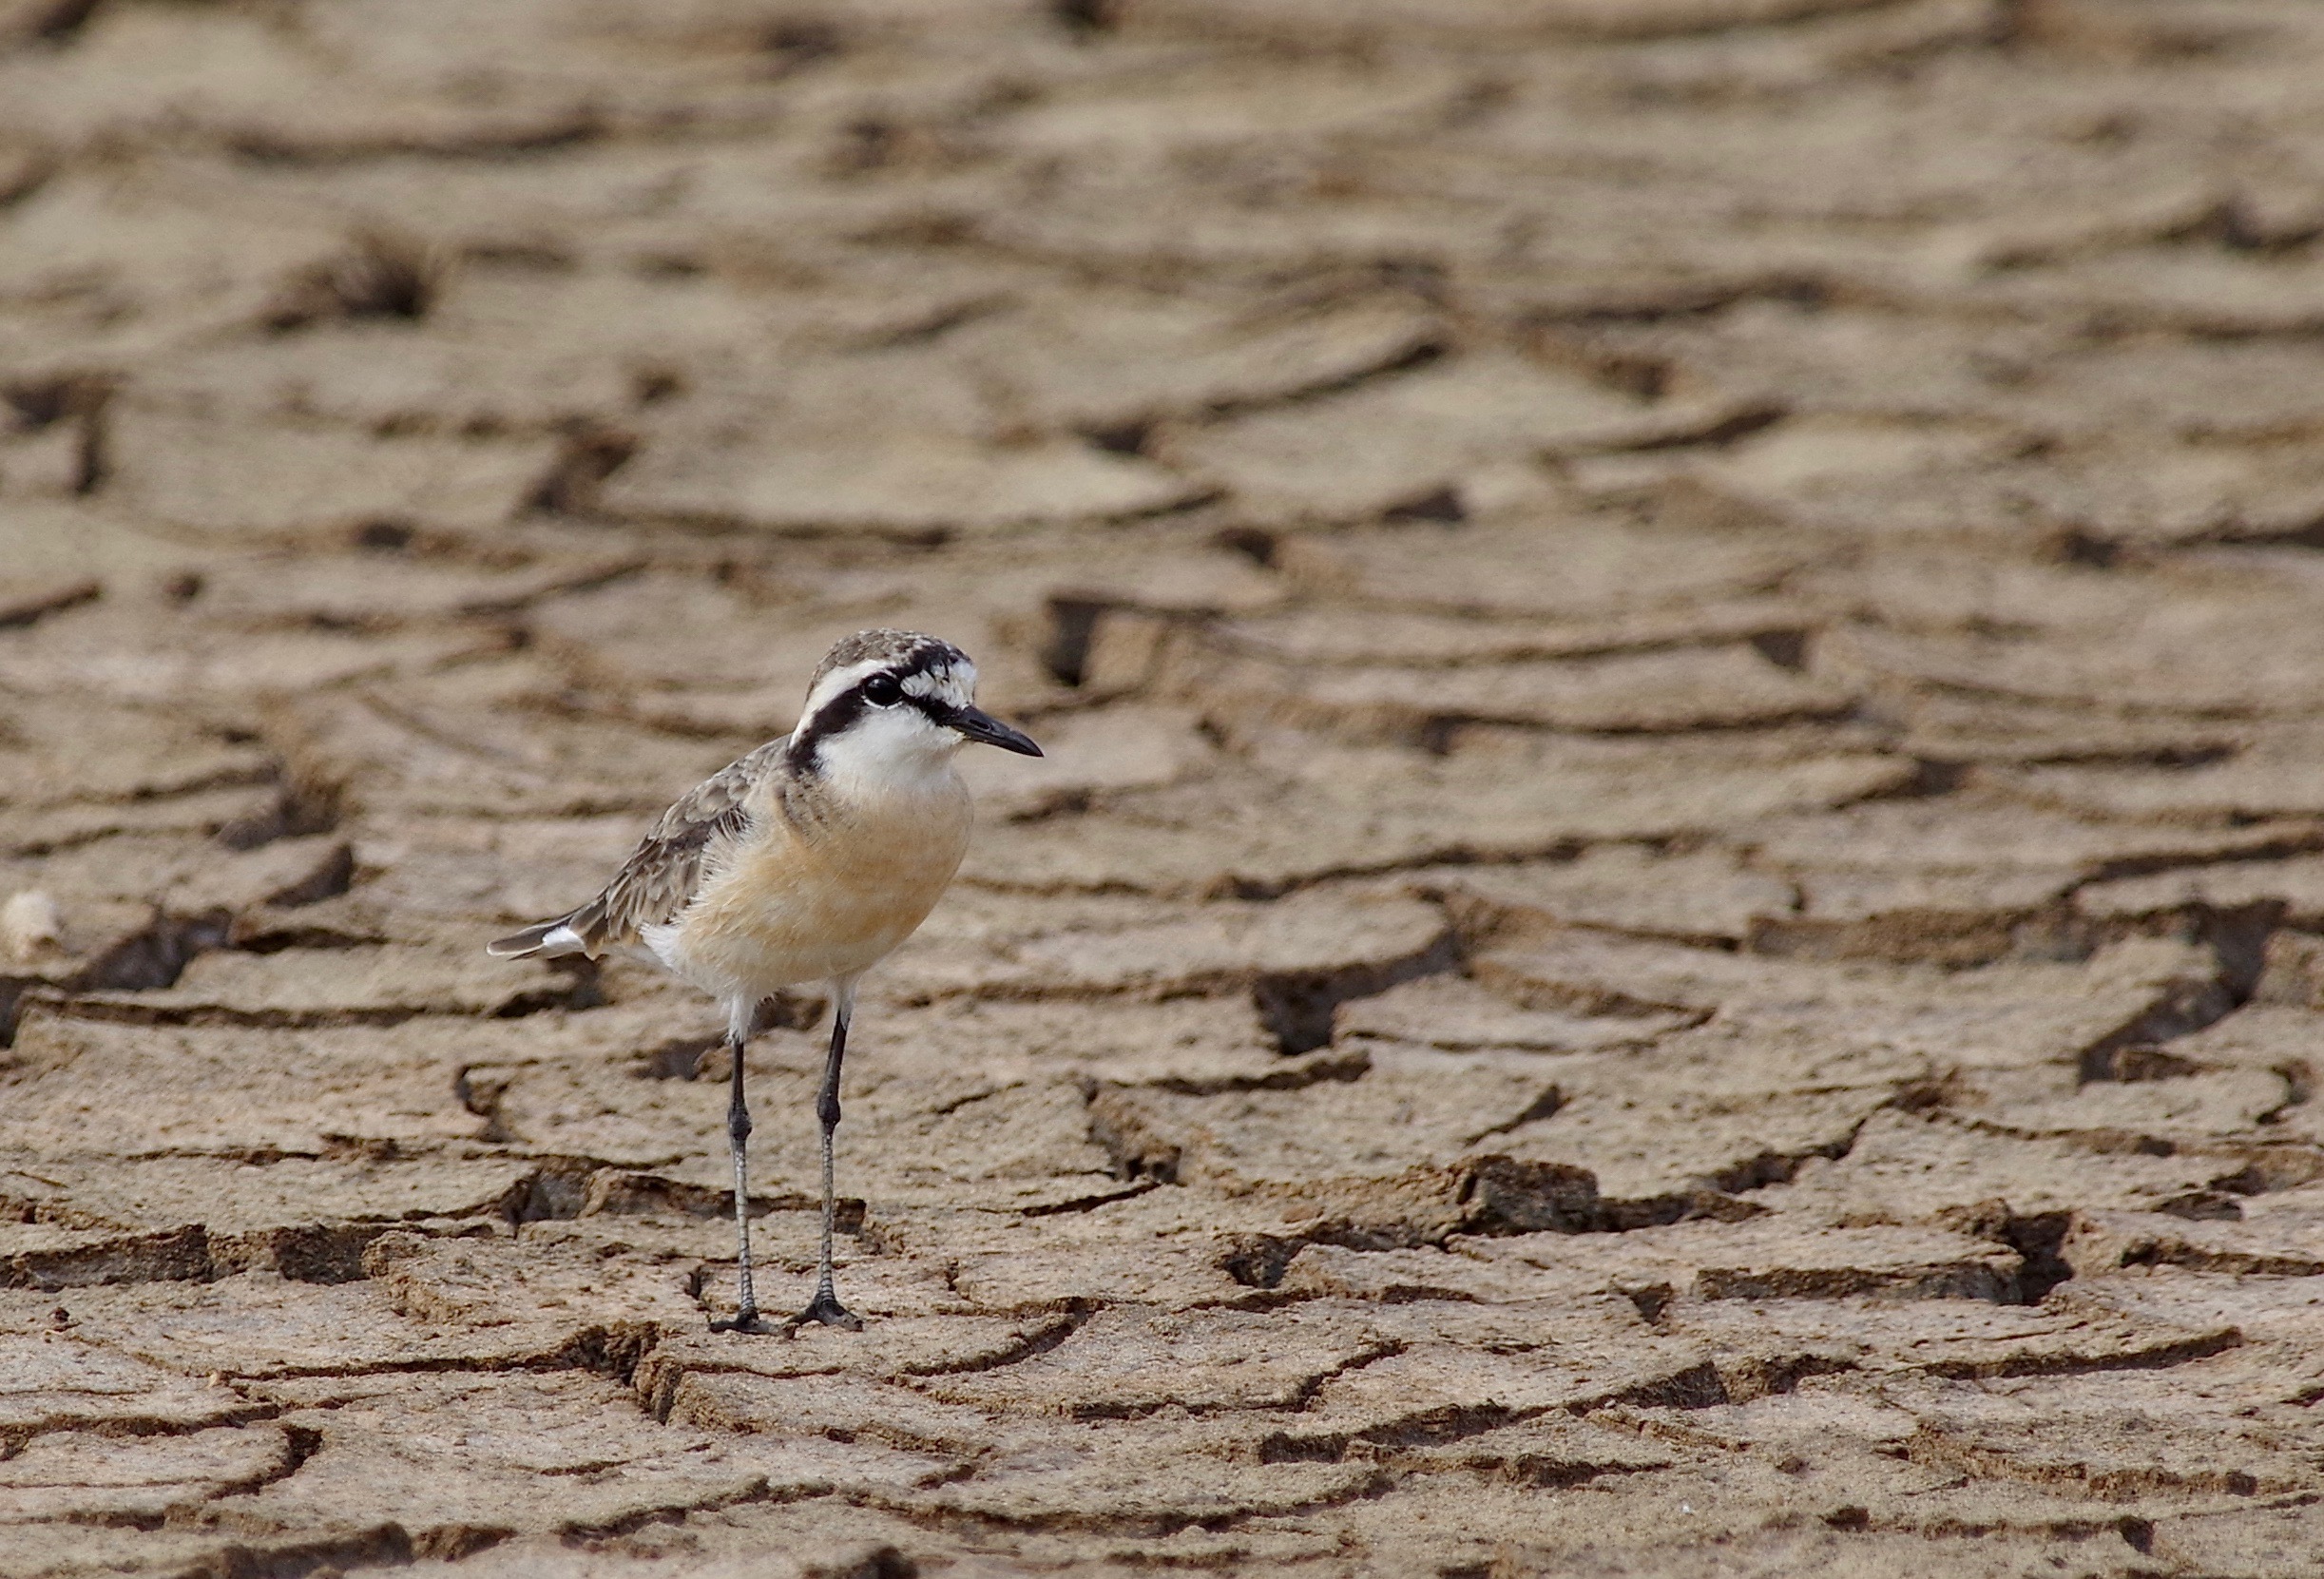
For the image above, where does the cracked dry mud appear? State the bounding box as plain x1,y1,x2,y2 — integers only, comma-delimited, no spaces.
8,3,2324,1576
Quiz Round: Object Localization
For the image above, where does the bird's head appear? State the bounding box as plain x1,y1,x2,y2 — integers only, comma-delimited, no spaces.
789,629,1042,787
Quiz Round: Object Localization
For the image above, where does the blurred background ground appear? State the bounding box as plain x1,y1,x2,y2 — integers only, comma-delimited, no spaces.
7,0,2324,1574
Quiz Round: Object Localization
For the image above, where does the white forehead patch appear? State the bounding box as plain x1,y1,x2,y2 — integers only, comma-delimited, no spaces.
902,662,976,707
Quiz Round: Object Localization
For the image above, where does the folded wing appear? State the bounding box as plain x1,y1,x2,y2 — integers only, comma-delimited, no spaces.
486,738,786,959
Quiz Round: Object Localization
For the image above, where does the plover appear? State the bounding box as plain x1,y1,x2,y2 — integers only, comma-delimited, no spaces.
489,630,1041,1332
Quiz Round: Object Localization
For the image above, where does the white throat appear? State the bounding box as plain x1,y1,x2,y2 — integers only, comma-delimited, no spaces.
813,706,965,804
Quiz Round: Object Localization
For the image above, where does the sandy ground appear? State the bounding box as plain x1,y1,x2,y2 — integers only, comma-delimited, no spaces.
7,1,2324,1573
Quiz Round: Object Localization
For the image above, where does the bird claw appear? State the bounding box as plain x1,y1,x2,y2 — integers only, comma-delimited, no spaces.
708,1307,777,1335
782,1290,864,1334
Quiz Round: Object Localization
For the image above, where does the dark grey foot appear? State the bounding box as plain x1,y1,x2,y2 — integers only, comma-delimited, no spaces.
709,1307,775,1335
783,1291,864,1334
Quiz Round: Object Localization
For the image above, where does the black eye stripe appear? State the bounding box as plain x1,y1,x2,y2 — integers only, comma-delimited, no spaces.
786,668,957,773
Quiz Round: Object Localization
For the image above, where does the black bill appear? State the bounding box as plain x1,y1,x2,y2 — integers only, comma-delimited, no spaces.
951,705,1043,757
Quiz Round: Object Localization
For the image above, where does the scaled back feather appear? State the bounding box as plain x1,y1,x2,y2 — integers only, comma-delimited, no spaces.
487,738,784,958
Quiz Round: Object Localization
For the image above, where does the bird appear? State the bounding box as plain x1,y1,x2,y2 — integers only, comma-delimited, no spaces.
487,629,1041,1334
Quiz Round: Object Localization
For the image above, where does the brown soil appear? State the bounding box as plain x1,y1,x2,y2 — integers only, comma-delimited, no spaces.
9,1,2324,1574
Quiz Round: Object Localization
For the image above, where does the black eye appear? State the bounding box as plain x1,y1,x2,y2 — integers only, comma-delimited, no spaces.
862,673,903,706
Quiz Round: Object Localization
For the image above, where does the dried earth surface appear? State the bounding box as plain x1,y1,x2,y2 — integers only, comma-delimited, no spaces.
9,1,2324,1574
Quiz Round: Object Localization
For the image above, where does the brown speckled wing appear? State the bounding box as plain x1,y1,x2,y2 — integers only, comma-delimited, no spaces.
564,739,787,951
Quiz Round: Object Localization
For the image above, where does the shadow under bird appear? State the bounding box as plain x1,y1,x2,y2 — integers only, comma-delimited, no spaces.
488,629,1042,1333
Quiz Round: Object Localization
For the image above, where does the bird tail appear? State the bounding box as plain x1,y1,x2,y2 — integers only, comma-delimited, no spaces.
487,915,592,959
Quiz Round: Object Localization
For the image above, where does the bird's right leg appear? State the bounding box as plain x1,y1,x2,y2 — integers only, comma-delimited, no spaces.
708,1023,766,1333
787,982,861,1333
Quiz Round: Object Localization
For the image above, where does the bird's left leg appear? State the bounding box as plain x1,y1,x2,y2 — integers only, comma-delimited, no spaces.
709,1005,768,1334
787,978,862,1332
